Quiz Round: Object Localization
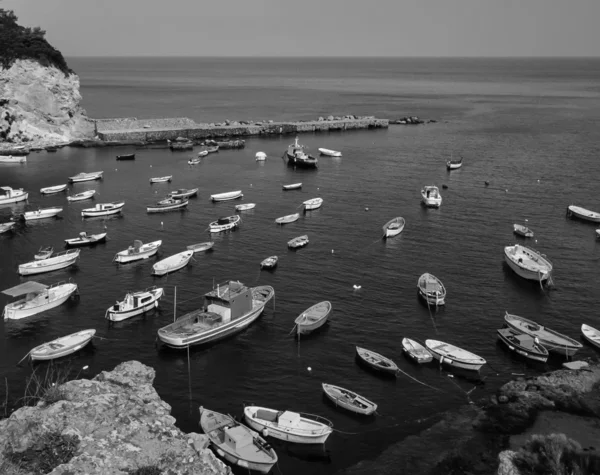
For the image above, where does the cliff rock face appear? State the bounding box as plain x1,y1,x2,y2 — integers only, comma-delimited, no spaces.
0,59,94,146
0,361,231,475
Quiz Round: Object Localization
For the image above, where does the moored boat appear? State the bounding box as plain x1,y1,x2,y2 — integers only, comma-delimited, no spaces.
260,256,278,269
0,155,26,163
67,190,96,202
188,157,202,165
288,235,309,249
187,241,214,253
318,148,342,157
150,175,172,183
596,229,600,239
19,249,80,276
113,240,162,263
0,186,28,205
209,215,241,233
421,185,442,208
504,312,582,356
235,203,256,211
22,207,63,221
497,327,549,363
401,338,433,363
40,184,67,195
243,406,333,444
105,287,164,322
2,281,78,320
504,244,553,283
581,324,600,350
197,150,208,157
446,157,463,170
356,347,398,375
275,213,300,225
64,231,107,247
211,190,243,202
199,406,278,474
255,151,267,161
69,171,103,183
34,246,54,260
566,205,600,223
0,222,16,233
425,339,486,371
303,197,323,211
170,188,198,199
282,182,302,190
417,273,446,306
321,383,377,415
285,136,318,168
294,301,331,335
513,224,534,238
206,146,219,153
81,201,124,218
383,217,405,238
147,197,188,213
116,153,135,160
157,281,274,348
152,250,193,276
29,329,96,361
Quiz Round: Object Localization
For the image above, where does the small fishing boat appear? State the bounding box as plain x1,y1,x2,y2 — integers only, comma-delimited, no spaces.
504,312,582,356
19,249,80,276
34,246,54,260
40,184,67,195
282,183,302,191
81,201,124,218
321,383,377,416
581,324,600,350
188,157,202,165
197,150,209,157
303,197,323,211
446,157,463,170
152,250,194,276
417,273,446,306
260,256,278,269
235,203,256,211
504,244,553,283
2,281,78,320
243,406,333,444
425,339,487,371
187,241,214,253
150,175,172,183
113,240,162,263
566,205,600,223
497,328,549,363
68,171,103,183
157,282,274,348
383,217,405,238
170,188,198,199
421,185,442,208
285,136,318,168
22,207,63,221
275,213,300,225
116,153,135,160
105,287,164,322
199,407,278,474
401,338,433,363
318,148,342,157
206,146,219,153
147,197,188,213
64,231,107,247
356,347,399,375
288,235,309,249
0,155,26,163
209,215,241,233
0,222,16,233
67,190,96,202
513,224,534,238
294,301,332,335
0,186,28,205
29,329,96,361
255,151,267,161
211,190,243,202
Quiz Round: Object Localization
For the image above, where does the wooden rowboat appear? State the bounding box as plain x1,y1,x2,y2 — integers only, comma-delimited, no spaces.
65,232,107,247
152,250,194,276
260,256,278,269
401,338,433,363
566,205,600,223
383,217,405,238
356,347,398,375
67,190,96,202
318,148,342,157
417,273,446,306
211,190,243,202
29,329,96,361
187,241,214,253
426,339,486,371
288,235,309,249
322,383,377,415
275,213,300,225
116,153,135,160
294,301,331,335
497,327,549,362
283,183,302,190
581,324,600,350
150,176,172,183
235,203,256,211
40,184,67,195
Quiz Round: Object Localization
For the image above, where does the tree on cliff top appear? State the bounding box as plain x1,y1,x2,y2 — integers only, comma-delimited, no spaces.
0,8,72,75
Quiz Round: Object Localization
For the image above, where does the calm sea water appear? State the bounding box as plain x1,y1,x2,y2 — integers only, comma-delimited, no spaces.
1,58,600,474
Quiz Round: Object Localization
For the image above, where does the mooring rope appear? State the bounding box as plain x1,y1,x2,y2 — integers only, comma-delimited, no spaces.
396,367,443,392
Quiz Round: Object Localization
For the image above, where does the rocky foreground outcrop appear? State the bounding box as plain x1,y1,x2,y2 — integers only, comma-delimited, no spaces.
0,361,230,474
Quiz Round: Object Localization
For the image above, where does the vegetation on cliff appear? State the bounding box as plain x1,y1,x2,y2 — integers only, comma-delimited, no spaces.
0,9,72,75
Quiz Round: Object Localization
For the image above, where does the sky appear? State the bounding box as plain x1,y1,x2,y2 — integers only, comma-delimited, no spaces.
3,0,599,57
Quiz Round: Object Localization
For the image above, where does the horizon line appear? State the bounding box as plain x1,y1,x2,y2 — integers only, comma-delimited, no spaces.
66,55,600,60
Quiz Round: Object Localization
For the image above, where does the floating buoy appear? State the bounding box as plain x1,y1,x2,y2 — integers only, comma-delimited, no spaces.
525,219,528,222
250,184,252,187
115,168,118,171
262,428,269,437
365,207,369,211
353,285,361,290
150,165,152,168
505,189,508,192
307,367,312,372
331,250,334,254
82,365,89,370
161,221,164,228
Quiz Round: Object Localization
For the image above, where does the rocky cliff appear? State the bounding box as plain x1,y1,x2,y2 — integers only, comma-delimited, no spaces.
0,361,230,475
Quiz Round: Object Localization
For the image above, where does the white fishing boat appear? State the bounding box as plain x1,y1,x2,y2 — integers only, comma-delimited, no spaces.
318,148,342,157
255,151,267,161
197,150,209,157
504,312,582,356
581,324,600,350
322,383,377,415
235,203,256,211
29,329,96,361
147,197,188,213
356,347,399,375
566,205,600,223
243,406,333,444
209,215,241,233
157,281,274,348
169,188,198,199
150,175,172,183
497,328,549,363
275,213,300,225
401,338,433,363
34,246,54,260
22,207,63,221
0,155,26,163
105,287,164,322
0,186,28,205
81,201,125,218
67,190,96,202
0,222,16,233
285,136,318,168
504,244,553,283
199,407,278,474
18,249,80,276
69,171,103,183
260,256,278,269
295,301,331,335
513,224,534,238
64,231,107,247
303,197,323,211
288,235,309,249
446,157,463,170
421,185,442,208
383,217,405,238
40,184,67,195
152,250,193,276
417,273,446,306
186,241,214,253
188,157,202,165
282,182,302,190
113,239,162,263
211,190,243,202
425,339,486,371
2,281,78,320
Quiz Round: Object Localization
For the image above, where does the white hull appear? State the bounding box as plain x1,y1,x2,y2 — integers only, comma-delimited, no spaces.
243,408,332,444
211,190,243,202
582,324,600,350
30,329,96,361
0,188,28,205
147,201,188,213
114,241,162,263
0,156,26,163
303,198,323,210
69,172,103,183
567,205,600,223
235,203,256,211
18,251,79,276
152,251,193,276
0,222,16,233
3,283,78,320
81,202,124,217
23,208,62,221
150,176,172,183
106,289,163,322
504,245,552,282
318,148,342,157
40,185,67,194
67,190,96,202
421,196,442,207
426,340,485,371
209,216,241,233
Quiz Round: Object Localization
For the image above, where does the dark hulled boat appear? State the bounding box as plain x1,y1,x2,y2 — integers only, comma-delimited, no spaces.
285,136,318,168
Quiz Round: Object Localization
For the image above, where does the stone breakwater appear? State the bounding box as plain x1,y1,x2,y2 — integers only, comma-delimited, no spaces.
0,361,230,475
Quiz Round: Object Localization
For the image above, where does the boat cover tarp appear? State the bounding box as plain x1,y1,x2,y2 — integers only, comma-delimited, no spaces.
2,281,48,296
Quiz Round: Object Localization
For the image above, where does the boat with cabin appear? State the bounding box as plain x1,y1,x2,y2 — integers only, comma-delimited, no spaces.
34,246,53,260
566,205,600,223
425,339,486,371
383,217,405,238
421,185,442,207
40,184,67,195
105,287,164,322
67,190,96,202
187,241,214,253
2,281,78,320
147,197,188,213
496,327,549,362
401,338,433,363
356,347,399,375
113,240,162,263
303,197,323,211
285,136,318,168
581,324,600,350
260,256,278,269
321,383,377,415
81,201,125,218
150,176,172,183
446,157,463,170
152,250,194,276
504,244,553,283
29,329,96,361
22,207,63,221
211,190,243,202
417,273,446,306
288,235,309,249
69,171,103,183
0,155,26,163
0,186,28,205
275,213,300,225
18,249,80,276
209,215,241,233
318,148,342,157
513,224,534,238
294,301,331,335
157,281,275,348
282,183,302,191
64,231,107,247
